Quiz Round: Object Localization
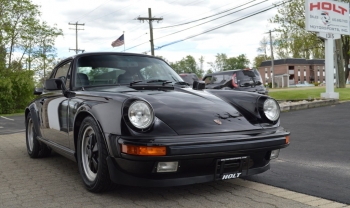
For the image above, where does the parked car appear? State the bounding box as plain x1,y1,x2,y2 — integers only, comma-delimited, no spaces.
203,69,268,95
25,52,289,192
179,73,199,85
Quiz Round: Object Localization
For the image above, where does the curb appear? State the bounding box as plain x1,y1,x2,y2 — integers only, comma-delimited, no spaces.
279,99,339,112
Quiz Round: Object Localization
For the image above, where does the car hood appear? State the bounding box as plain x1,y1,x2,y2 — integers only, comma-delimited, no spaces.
122,88,262,135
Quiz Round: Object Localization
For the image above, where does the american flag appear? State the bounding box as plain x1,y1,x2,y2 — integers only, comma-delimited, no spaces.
111,34,124,47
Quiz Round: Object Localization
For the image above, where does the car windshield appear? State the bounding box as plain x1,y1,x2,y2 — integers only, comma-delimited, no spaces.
75,55,184,87
236,69,263,86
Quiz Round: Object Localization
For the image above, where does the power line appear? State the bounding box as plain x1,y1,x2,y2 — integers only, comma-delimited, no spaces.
157,0,207,17
154,0,260,29
129,32,148,42
125,0,289,53
153,0,268,41
85,1,136,24
126,0,205,35
124,41,149,51
152,0,291,51
74,0,111,22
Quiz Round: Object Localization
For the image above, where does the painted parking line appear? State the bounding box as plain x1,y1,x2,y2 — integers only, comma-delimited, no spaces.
0,116,14,121
0,126,3,128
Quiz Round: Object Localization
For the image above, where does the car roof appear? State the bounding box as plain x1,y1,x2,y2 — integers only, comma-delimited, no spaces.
204,69,258,77
204,69,242,77
179,73,197,76
57,52,164,65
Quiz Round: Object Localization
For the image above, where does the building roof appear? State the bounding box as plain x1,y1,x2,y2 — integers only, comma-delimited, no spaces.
307,59,325,65
260,58,325,67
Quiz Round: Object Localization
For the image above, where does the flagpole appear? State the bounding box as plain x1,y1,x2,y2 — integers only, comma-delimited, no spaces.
123,31,125,52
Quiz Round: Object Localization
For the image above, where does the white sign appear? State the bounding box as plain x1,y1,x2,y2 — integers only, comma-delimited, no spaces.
305,0,349,35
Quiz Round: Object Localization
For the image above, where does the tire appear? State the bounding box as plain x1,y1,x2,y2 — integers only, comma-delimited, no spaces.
26,113,51,158
77,116,115,192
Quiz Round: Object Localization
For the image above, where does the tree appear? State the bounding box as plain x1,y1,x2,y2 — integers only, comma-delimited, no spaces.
253,55,271,68
270,0,349,86
270,0,324,59
207,53,227,72
0,0,62,73
257,36,269,59
235,54,250,69
208,53,250,71
170,55,204,78
0,0,63,113
198,56,204,75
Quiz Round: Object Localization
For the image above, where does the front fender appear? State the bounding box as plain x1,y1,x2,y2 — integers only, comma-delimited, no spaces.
27,103,42,137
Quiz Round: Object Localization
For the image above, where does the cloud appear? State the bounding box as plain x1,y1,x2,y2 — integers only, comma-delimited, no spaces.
31,0,281,69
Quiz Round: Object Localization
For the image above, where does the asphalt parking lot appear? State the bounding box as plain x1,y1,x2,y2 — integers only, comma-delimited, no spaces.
0,115,25,135
247,102,350,204
1,133,349,208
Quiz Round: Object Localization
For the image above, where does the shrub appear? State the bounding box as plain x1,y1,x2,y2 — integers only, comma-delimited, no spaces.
0,70,35,114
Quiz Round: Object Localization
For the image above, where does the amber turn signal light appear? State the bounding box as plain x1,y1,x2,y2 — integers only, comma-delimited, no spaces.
286,135,289,144
121,144,166,156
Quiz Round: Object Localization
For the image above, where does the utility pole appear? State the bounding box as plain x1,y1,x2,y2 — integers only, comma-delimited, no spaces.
69,22,85,54
335,39,345,88
137,8,163,56
268,30,275,88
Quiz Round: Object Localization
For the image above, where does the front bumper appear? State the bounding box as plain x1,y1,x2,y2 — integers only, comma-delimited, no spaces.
106,127,289,187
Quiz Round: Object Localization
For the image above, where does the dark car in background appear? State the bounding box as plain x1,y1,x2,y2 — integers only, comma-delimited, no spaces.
25,53,288,192
203,69,268,95
179,73,199,85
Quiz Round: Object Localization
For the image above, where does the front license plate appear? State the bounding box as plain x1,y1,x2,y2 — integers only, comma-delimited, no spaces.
215,156,249,180
221,172,242,180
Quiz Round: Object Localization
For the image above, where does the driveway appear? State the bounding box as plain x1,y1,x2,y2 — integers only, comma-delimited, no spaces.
1,133,347,207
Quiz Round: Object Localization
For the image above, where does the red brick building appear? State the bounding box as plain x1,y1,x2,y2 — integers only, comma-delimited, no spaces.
258,58,330,87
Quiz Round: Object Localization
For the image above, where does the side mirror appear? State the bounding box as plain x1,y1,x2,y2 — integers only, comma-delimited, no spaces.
192,80,205,90
33,88,43,95
44,78,63,90
44,78,76,98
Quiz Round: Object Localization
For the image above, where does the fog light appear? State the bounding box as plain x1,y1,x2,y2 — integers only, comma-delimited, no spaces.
270,149,280,159
157,161,178,172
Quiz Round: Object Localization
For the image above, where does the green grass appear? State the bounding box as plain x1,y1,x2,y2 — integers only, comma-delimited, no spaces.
268,86,350,101
0,111,25,117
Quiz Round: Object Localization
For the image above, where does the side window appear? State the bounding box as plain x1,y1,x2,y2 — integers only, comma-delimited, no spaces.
54,62,71,89
224,74,231,82
204,76,212,84
212,75,224,84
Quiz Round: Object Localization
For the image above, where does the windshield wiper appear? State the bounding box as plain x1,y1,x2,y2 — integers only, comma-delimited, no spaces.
146,79,173,86
129,80,143,86
174,81,190,86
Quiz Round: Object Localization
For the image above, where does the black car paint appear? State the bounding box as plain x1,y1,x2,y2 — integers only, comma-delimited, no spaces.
25,52,289,187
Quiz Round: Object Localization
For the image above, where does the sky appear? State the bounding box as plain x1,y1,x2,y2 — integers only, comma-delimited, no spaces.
31,0,280,72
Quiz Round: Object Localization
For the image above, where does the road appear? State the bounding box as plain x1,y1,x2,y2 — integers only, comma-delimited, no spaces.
0,115,25,135
246,102,350,204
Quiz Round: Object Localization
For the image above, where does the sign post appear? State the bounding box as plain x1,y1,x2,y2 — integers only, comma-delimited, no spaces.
305,0,350,99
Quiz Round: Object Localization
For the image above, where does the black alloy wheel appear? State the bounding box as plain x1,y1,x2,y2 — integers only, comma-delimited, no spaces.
26,113,51,158
77,116,115,192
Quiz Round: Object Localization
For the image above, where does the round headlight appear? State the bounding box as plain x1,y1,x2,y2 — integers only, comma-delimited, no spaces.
128,101,154,129
263,99,280,121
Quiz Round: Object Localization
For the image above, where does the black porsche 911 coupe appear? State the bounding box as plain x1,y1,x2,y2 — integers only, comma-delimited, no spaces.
25,52,290,192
